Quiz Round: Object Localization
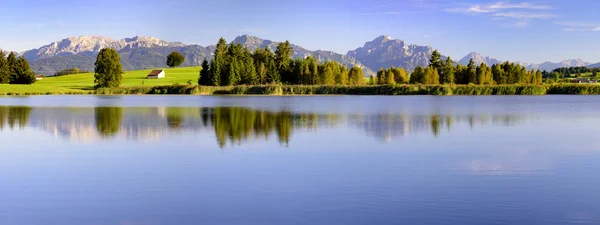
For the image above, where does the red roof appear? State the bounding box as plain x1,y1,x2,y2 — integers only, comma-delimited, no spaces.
148,70,164,76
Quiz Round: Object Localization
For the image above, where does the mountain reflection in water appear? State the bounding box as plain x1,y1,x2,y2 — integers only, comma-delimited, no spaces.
0,106,529,147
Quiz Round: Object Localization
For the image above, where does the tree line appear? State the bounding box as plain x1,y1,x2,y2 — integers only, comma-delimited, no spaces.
550,66,598,78
53,67,89,77
374,50,542,85
197,38,365,86
0,51,37,85
92,40,545,89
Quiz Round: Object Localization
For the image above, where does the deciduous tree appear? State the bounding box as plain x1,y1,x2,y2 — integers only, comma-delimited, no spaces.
94,48,123,89
166,51,185,68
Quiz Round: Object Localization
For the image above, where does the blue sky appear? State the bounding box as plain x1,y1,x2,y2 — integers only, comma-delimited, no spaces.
1,0,600,63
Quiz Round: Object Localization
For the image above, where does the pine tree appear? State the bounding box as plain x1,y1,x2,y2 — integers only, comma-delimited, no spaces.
7,52,18,84
275,41,293,83
222,58,240,86
198,59,210,85
440,57,455,84
0,51,9,84
209,38,228,86
94,48,123,89
240,47,257,85
466,59,477,84
12,57,36,85
429,50,443,72
291,58,304,85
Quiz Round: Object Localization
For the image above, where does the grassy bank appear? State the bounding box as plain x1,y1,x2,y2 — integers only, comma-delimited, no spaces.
95,84,600,96
2,66,600,95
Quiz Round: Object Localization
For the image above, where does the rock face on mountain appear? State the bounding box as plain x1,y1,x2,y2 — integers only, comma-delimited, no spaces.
347,35,434,71
22,36,187,62
25,36,212,75
232,35,375,75
459,52,501,66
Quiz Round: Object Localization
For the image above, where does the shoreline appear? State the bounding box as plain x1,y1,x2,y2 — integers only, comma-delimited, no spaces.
1,84,600,96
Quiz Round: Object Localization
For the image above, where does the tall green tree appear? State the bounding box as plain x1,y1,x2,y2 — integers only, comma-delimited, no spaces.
319,62,335,85
275,41,293,83
198,59,210,85
335,65,349,85
94,48,123,89
429,50,443,72
6,52,18,83
466,59,477,84
0,51,9,84
209,38,228,86
424,67,440,84
11,57,36,85
385,69,396,85
410,66,426,84
440,57,455,84
253,47,274,84
390,67,409,84
222,58,241,86
476,63,493,84
240,47,258,85
166,51,185,68
348,66,364,85
376,68,386,85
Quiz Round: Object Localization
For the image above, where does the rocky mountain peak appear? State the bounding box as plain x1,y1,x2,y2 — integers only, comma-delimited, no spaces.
459,52,501,66
21,35,186,61
373,35,392,43
346,35,432,71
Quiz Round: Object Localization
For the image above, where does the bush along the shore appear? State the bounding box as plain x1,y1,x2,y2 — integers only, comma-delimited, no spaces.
92,84,600,96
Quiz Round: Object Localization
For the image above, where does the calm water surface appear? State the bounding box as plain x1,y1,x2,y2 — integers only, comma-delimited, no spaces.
1,95,599,225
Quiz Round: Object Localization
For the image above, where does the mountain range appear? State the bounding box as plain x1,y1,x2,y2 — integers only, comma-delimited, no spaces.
459,52,591,71
1,35,597,75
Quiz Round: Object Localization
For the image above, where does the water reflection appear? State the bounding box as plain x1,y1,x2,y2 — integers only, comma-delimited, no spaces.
95,107,123,137
0,106,32,130
351,113,528,142
4,106,531,147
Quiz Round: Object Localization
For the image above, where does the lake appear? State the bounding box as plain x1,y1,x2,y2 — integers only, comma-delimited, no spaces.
1,95,599,225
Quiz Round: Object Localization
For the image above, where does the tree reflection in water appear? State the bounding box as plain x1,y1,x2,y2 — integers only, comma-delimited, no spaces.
0,106,32,130
95,107,123,137
4,106,529,147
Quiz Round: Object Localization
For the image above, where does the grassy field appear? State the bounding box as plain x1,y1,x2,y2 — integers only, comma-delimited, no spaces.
0,66,202,94
2,66,600,95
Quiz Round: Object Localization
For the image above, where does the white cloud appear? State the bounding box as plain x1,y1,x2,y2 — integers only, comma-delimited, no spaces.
555,21,600,32
447,1,551,14
446,1,554,28
495,12,556,19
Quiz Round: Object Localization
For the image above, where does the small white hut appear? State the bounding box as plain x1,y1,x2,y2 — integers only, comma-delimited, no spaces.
147,70,165,79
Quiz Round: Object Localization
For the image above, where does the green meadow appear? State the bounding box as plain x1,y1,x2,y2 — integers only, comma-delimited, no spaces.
0,66,201,94
1,66,600,96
